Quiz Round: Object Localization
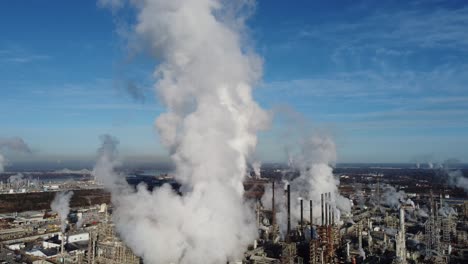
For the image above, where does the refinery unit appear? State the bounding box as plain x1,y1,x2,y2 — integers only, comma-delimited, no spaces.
0,172,467,264
0,203,141,264
244,179,468,264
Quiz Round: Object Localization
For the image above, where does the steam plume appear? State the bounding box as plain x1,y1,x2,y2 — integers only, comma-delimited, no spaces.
447,170,468,193
8,173,24,183
0,137,31,153
252,161,262,178
288,134,351,226
0,137,31,172
380,184,406,208
264,133,351,233
96,0,269,263
51,191,74,232
125,80,146,103
0,154,4,173
92,134,123,188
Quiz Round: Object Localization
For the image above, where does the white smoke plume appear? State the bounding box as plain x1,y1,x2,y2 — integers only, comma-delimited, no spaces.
358,247,366,260
252,161,262,178
428,162,434,169
439,206,457,218
51,191,74,233
447,170,468,193
0,154,5,173
0,137,31,153
0,137,31,172
271,133,351,233
416,208,429,218
76,214,85,229
8,173,24,183
96,0,269,263
261,182,287,235
92,135,124,188
381,184,406,208
411,154,434,169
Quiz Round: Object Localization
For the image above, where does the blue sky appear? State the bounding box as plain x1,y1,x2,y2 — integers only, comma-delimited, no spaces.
1,0,467,164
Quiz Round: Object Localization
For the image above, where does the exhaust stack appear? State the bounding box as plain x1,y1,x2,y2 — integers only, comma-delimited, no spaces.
328,192,332,226
287,184,291,239
300,198,304,230
310,200,313,239
272,181,275,227
325,193,328,226
321,193,324,226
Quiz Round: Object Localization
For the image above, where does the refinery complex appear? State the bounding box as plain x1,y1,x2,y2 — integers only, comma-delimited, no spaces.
0,166,467,264
1,0,467,264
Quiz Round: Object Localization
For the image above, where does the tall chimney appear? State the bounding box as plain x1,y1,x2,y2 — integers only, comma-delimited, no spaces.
272,181,275,226
331,205,335,226
300,198,304,230
328,193,332,226
61,232,65,258
325,193,328,226
321,193,324,226
287,184,291,239
377,177,381,207
310,200,313,239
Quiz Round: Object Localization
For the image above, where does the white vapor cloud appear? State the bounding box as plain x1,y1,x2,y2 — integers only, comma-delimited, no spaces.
0,137,31,172
51,191,74,233
95,0,269,263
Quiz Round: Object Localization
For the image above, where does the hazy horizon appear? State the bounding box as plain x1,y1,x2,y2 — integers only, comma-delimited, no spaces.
1,0,468,165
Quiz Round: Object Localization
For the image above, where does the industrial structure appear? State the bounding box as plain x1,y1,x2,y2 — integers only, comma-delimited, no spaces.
244,176,468,264
0,167,467,263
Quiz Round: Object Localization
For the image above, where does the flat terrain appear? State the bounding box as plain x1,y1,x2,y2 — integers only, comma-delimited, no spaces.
0,189,110,213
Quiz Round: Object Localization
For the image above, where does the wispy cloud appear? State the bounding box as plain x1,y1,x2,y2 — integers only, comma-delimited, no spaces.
0,46,51,64
4,54,51,63
300,6,468,51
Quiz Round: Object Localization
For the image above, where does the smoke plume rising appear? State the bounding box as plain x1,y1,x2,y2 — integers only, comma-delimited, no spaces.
95,0,269,263
0,154,4,173
8,173,24,183
447,170,468,193
287,134,351,226
0,137,31,153
51,191,74,232
380,184,406,208
262,132,351,234
0,137,31,172
92,134,124,188
252,161,262,178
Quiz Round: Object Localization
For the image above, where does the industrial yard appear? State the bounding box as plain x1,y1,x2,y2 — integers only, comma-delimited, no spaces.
0,166,466,264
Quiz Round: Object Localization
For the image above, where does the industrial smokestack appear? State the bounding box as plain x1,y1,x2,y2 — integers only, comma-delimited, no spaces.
325,193,328,226
358,224,363,249
287,184,291,239
321,193,324,226
300,198,303,230
397,207,407,263
331,206,335,226
272,181,275,227
310,200,313,239
328,192,332,226
61,233,65,257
